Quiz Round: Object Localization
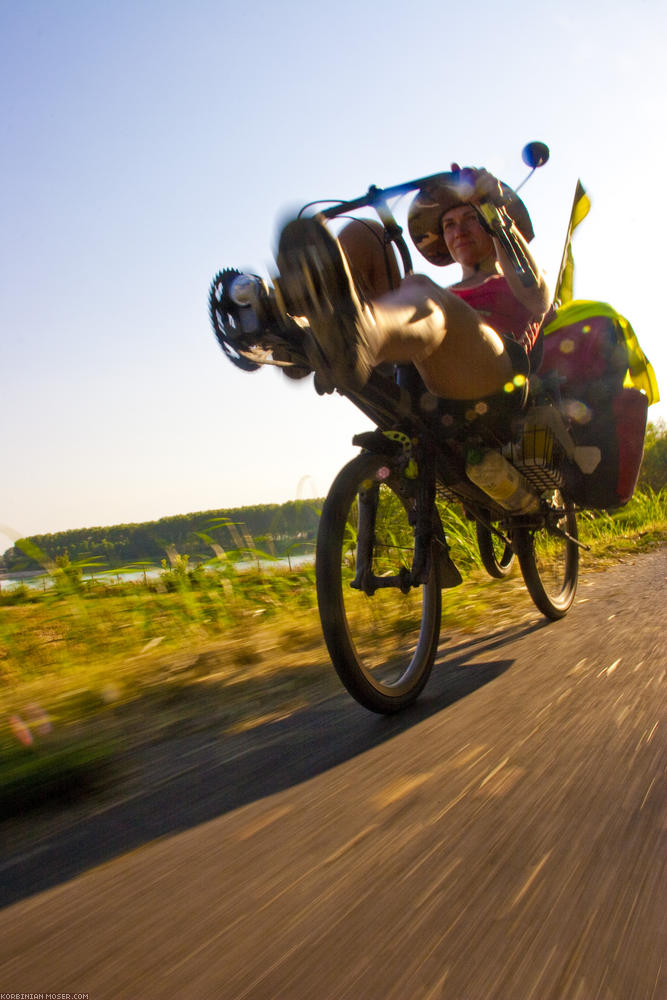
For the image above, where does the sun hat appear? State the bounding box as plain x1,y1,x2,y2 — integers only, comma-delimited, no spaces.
407,171,534,267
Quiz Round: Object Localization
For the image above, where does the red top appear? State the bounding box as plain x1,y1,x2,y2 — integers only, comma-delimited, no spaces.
449,273,540,353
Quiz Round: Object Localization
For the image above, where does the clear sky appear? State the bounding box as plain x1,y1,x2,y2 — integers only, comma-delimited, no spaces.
2,0,666,551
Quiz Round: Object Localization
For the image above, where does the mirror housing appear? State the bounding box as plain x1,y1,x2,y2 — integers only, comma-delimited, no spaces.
522,141,550,169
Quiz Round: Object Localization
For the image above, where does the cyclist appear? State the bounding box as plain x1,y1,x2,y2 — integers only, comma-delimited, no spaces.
276,167,550,420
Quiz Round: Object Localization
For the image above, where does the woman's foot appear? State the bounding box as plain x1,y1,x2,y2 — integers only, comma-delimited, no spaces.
275,216,378,392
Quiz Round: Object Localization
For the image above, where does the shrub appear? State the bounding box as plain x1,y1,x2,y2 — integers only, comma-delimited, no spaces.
639,419,667,492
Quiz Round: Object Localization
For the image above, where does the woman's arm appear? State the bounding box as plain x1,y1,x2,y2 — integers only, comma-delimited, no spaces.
457,165,552,318
492,225,551,319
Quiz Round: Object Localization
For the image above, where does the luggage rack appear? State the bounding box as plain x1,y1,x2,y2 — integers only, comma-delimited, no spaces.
433,422,565,507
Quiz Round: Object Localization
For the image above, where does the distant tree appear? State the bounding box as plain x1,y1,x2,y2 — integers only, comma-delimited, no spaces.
0,498,325,571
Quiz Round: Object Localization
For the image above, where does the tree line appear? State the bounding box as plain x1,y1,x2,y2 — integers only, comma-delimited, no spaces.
0,500,323,574
3,421,665,576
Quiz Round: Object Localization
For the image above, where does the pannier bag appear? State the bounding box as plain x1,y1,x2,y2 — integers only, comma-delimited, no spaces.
536,300,659,509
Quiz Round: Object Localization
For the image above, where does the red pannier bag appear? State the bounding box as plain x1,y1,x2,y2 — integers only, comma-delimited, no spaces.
536,302,656,508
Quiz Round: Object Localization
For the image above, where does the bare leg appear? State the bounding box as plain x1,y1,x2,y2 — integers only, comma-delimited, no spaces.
370,274,514,399
338,219,401,298
336,224,514,399
276,215,515,397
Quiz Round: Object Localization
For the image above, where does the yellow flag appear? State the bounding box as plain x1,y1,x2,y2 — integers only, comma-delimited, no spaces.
554,181,591,306
619,313,661,405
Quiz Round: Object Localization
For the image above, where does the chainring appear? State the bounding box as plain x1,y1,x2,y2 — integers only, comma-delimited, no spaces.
208,268,262,372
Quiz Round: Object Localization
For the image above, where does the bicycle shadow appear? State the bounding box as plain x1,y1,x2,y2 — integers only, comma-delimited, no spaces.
0,618,546,909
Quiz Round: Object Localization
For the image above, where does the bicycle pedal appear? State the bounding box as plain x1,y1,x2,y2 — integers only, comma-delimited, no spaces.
353,430,403,455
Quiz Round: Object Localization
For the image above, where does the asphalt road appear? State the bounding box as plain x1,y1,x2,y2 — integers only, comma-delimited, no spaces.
1,548,665,999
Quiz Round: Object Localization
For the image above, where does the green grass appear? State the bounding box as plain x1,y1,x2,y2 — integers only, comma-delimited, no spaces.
1,488,665,820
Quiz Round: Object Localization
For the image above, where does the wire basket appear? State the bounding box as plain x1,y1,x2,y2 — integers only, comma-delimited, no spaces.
509,423,566,493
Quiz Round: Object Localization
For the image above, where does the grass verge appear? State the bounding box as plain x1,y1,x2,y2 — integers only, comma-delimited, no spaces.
0,738,118,816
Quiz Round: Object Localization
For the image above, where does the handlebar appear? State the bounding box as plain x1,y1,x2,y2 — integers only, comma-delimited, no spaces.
311,170,539,289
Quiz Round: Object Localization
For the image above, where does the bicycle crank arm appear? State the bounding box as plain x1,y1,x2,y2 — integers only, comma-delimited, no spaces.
475,512,512,551
554,528,590,550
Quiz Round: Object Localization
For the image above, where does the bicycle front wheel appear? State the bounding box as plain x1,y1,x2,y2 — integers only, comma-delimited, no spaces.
514,491,579,620
316,452,442,714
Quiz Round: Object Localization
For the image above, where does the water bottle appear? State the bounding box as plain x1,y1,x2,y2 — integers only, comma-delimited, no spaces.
465,447,540,513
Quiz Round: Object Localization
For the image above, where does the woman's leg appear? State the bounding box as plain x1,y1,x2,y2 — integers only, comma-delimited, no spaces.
337,225,513,397
371,274,515,399
276,215,515,397
338,219,401,298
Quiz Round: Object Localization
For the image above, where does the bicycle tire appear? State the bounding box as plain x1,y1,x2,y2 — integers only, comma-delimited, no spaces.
514,491,578,620
476,520,515,578
316,452,441,713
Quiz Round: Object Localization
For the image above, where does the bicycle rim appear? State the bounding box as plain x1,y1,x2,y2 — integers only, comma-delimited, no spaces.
516,491,578,619
476,520,515,578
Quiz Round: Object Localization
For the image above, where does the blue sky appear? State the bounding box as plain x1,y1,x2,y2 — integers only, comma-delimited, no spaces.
2,0,666,549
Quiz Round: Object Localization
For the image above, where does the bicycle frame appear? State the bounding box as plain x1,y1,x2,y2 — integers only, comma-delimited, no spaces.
340,369,519,596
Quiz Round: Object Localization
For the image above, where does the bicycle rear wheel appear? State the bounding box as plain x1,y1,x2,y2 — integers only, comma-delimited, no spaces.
476,520,515,578
316,452,441,713
514,491,578,620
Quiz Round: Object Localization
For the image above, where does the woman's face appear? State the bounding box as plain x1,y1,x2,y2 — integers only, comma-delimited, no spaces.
441,205,495,267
